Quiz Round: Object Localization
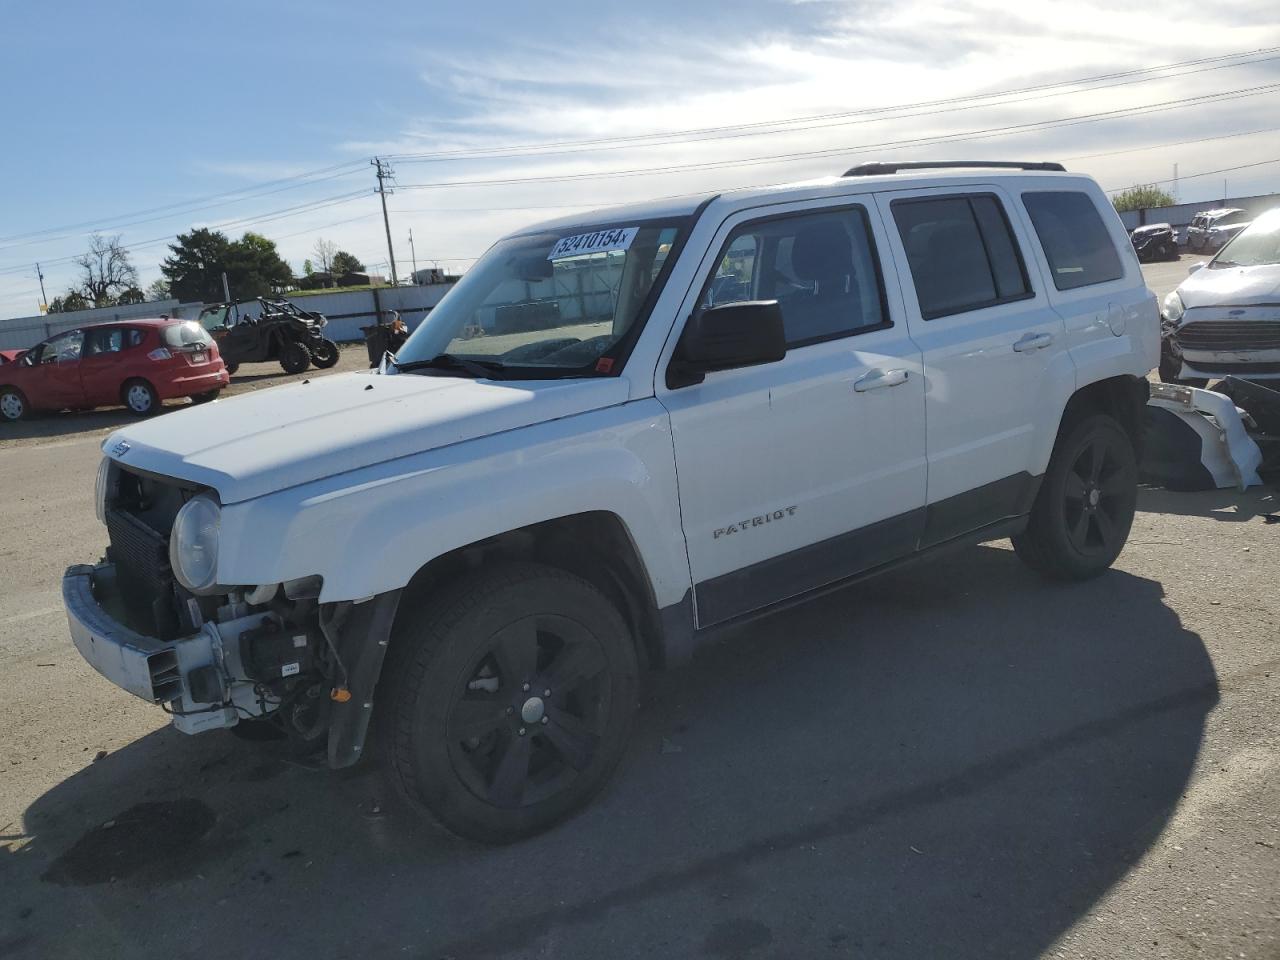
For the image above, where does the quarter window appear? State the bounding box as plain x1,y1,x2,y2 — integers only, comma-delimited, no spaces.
892,194,1031,320
1022,191,1124,291
696,207,889,347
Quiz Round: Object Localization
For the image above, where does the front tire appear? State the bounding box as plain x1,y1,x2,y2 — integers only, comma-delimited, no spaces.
310,339,340,368
382,563,639,843
1013,414,1138,581
0,387,27,422
122,379,159,417
279,340,311,375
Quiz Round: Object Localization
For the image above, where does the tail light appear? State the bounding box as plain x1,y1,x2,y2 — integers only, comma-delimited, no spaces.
148,347,173,361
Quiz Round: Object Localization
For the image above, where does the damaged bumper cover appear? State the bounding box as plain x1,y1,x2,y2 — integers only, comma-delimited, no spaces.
62,563,399,767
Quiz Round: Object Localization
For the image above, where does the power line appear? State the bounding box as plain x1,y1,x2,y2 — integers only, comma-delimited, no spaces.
1104,156,1280,191
0,160,368,249
386,47,1280,164
1066,126,1280,160
394,84,1280,190
0,190,371,277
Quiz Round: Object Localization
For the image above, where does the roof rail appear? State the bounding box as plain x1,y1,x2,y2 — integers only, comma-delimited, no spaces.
843,160,1067,177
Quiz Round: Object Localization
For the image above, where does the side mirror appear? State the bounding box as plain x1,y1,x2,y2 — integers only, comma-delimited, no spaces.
668,300,786,388
1188,262,1205,275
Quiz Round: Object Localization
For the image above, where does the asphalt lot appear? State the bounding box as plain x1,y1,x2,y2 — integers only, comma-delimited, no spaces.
1,265,1277,959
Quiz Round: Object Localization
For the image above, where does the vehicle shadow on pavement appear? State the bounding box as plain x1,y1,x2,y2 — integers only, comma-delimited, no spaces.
1138,483,1279,522
0,408,145,443
4,545,1217,959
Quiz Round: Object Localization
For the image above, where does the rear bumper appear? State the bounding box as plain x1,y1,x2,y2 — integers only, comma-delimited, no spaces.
157,368,230,399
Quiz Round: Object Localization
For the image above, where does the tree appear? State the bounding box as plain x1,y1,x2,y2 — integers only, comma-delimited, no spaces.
312,238,337,277
226,231,294,298
331,250,365,276
73,233,139,308
162,229,293,302
145,278,171,301
48,291,90,313
303,259,314,276
162,228,236,303
116,286,145,305
1111,185,1176,213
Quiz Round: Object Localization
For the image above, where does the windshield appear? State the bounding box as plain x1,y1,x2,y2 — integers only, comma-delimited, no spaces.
1212,209,1280,267
393,218,685,377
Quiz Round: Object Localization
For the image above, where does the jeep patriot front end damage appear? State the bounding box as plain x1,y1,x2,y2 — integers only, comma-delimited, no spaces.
64,161,1159,841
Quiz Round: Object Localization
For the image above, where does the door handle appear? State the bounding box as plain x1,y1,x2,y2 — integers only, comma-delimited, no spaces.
853,368,909,392
1012,332,1053,352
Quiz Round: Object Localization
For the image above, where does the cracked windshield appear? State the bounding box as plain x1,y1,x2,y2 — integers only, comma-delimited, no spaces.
393,222,681,374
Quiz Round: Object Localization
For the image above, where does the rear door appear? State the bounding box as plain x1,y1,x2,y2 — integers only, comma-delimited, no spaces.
1016,186,1156,386
875,186,1075,546
657,198,927,626
80,326,144,405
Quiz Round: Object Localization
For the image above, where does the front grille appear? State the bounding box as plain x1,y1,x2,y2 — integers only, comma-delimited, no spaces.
1187,360,1280,374
1175,320,1280,352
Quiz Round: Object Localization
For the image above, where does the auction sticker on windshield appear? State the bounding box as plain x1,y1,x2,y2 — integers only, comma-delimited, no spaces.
548,227,639,261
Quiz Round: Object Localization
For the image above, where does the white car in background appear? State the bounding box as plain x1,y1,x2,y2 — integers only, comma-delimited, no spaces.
1160,207,1280,386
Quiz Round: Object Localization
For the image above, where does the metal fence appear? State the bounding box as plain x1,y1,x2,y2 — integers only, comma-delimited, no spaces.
1117,192,1280,237
0,284,458,351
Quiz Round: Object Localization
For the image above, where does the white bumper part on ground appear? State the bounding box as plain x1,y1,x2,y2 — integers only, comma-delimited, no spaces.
1148,383,1263,490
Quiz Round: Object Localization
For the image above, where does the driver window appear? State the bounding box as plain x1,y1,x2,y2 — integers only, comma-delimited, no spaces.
695,207,889,348
41,330,84,364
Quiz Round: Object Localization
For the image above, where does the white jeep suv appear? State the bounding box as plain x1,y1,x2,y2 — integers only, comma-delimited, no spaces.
64,160,1158,842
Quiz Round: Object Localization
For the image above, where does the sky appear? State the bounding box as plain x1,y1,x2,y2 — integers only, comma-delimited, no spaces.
1,0,1279,320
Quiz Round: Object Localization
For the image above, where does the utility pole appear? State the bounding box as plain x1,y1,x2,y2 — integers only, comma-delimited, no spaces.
35,263,48,311
408,228,418,283
373,158,398,286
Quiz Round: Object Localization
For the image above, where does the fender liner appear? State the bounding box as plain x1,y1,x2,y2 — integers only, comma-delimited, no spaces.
325,589,402,768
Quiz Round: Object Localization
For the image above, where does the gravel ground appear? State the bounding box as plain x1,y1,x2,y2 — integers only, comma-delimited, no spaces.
0,269,1276,959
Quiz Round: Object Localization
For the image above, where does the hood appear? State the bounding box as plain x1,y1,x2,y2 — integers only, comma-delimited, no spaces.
1177,262,1280,309
1131,223,1172,236
104,370,630,503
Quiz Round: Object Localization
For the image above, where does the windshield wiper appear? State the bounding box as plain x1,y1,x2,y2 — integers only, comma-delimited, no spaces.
393,353,506,379
1210,259,1241,268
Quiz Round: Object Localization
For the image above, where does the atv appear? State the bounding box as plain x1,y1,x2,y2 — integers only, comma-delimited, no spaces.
196,297,340,376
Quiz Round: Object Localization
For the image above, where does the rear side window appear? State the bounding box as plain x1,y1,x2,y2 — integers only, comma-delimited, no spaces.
162,322,213,349
892,194,1031,320
1022,191,1124,291
697,206,890,347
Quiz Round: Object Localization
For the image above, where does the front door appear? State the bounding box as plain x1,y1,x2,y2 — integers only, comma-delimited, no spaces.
31,329,86,409
657,199,927,627
875,187,1075,546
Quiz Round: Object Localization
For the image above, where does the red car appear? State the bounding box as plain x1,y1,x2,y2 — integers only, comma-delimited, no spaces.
0,319,230,422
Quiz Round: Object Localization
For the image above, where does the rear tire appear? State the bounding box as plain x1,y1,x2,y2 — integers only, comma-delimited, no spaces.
121,379,159,417
280,341,311,375
0,387,27,422
381,562,639,843
191,390,220,404
310,339,340,369
1013,414,1137,581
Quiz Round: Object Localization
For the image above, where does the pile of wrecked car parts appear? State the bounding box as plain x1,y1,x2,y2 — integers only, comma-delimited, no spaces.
1141,378,1280,491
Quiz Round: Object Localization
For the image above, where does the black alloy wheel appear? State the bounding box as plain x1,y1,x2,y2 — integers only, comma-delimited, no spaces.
1012,414,1137,580
446,613,612,811
382,563,638,843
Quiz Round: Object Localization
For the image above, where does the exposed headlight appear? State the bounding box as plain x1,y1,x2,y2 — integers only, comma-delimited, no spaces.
169,494,222,594
1162,291,1185,323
